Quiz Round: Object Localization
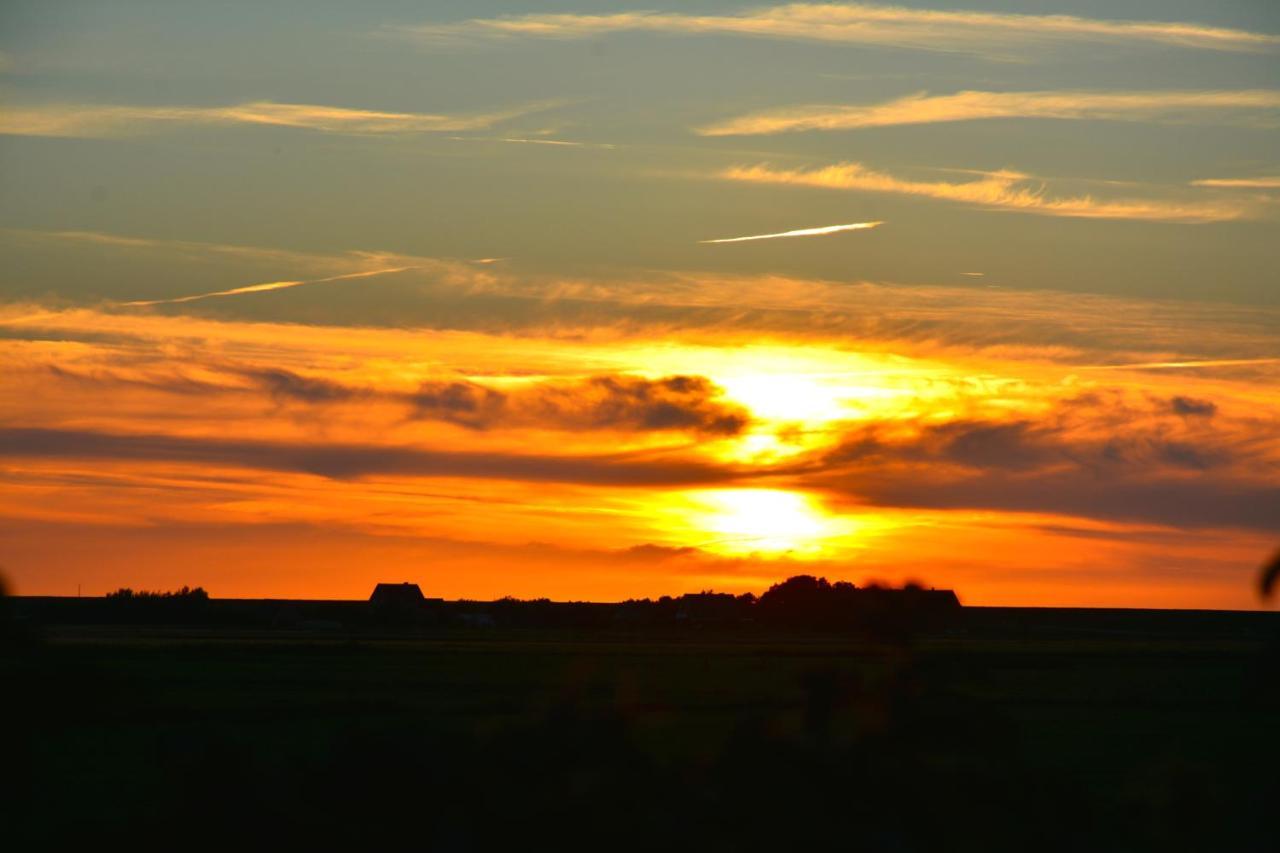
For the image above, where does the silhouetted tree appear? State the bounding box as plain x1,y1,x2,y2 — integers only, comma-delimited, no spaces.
106,585,208,601
104,585,210,624
757,575,958,637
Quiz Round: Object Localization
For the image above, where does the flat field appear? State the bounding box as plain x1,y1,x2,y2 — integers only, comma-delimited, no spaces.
6,610,1280,851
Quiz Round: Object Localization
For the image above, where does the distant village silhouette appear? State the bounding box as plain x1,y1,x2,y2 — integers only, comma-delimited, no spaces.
11,575,962,638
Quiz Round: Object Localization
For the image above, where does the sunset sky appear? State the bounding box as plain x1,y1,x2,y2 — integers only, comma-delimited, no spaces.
1,1,1277,606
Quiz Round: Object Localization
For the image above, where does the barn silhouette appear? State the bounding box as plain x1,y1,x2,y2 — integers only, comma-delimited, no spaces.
369,582,426,607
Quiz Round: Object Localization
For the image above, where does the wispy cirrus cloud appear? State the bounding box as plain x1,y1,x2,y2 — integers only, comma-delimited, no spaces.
1191,176,1280,189
395,3,1280,56
699,89,1280,135
2,227,502,306
0,99,560,138
700,220,883,244
4,228,358,271
0,427,741,487
7,228,1280,367
721,162,1260,223
1081,358,1280,371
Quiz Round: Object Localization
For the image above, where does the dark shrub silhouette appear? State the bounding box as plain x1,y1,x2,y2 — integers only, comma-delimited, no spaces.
104,585,210,623
106,585,209,602
758,575,959,638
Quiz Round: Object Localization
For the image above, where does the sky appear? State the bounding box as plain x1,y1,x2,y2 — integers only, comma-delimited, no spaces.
1,1,1277,607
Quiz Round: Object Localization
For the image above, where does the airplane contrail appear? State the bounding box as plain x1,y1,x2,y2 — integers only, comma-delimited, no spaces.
700,220,883,244
119,266,416,306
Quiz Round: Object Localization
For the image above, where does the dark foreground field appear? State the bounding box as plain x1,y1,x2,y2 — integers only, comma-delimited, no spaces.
6,608,1280,851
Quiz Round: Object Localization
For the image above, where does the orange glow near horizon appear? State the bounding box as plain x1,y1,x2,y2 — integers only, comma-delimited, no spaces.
1,286,1277,608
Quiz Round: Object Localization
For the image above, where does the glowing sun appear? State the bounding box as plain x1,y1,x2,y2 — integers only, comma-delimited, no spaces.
679,488,843,555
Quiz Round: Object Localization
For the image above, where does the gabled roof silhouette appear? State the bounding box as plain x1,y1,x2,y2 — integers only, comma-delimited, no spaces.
369,582,426,605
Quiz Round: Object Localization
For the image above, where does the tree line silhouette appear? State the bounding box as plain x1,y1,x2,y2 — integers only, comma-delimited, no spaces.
47,576,961,638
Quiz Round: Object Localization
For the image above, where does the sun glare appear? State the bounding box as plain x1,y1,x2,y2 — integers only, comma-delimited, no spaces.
673,488,847,556
620,344,931,424
715,373,850,423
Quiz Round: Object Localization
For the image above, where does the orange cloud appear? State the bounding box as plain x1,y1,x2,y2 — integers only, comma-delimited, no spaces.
699,89,1280,135
720,162,1259,222
399,4,1280,56
804,390,1280,532
0,100,562,138
1191,176,1280,189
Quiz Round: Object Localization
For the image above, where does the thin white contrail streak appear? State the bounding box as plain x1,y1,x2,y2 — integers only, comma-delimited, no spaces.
446,134,616,148
118,266,417,306
700,220,883,244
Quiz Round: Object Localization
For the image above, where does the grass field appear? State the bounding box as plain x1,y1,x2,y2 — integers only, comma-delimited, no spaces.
7,613,1280,851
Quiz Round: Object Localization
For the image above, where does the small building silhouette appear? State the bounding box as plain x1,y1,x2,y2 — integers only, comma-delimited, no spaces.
369,582,426,607
918,588,961,610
